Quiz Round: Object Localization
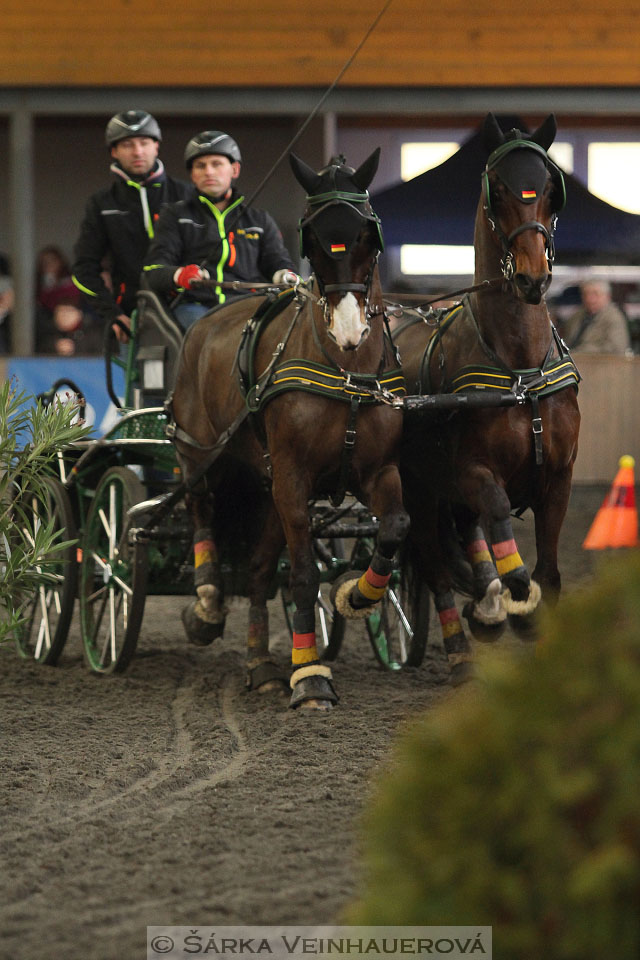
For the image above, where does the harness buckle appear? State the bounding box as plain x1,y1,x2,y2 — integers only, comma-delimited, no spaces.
344,426,357,447
164,421,176,440
532,416,543,435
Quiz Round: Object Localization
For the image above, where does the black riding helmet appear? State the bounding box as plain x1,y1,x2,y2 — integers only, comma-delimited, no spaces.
184,131,242,169
105,110,162,147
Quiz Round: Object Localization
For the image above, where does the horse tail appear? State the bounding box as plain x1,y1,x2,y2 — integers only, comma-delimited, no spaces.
398,498,474,603
437,500,474,597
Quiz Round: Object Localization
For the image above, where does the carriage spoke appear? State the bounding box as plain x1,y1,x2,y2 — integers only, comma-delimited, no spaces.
34,615,47,659
317,602,330,649
109,485,117,559
98,508,111,541
38,586,52,643
91,551,109,571
22,528,36,550
87,583,108,604
387,587,414,639
91,590,109,648
109,584,117,663
112,575,133,597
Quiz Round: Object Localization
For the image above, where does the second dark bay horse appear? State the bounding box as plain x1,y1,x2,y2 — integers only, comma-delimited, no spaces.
395,114,580,668
170,151,409,710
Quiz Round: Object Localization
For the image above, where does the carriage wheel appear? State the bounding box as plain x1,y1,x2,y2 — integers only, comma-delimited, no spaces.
79,466,148,674
365,569,431,671
14,476,77,666
281,538,347,661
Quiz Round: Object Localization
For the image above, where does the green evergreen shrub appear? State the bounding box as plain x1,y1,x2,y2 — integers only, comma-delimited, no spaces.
348,554,640,959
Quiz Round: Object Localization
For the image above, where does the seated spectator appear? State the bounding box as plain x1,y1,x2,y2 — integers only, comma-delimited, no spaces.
38,297,103,356
35,246,82,351
561,279,631,355
0,252,14,354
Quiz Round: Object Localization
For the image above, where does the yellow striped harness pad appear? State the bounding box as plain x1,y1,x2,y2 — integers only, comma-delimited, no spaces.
258,359,406,406
449,357,580,397
417,296,580,400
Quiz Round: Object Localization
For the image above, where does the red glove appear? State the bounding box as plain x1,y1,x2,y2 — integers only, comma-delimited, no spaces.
173,264,209,289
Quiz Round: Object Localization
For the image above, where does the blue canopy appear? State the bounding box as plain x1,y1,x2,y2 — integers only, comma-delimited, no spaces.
370,118,640,262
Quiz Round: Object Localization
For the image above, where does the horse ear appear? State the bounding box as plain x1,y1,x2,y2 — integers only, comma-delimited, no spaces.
289,153,321,194
351,147,381,191
529,114,557,151
482,113,506,153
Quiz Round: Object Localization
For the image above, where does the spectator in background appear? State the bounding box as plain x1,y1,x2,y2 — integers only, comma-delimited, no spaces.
562,279,631,355
0,253,14,354
35,246,101,355
35,246,80,347
38,297,102,357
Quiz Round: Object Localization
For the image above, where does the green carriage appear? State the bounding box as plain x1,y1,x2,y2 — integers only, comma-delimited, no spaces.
14,290,428,676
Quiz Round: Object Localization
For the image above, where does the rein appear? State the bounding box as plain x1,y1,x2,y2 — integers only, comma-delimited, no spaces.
383,277,504,316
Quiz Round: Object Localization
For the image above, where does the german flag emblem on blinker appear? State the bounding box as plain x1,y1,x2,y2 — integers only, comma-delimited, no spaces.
330,243,346,253
521,189,537,199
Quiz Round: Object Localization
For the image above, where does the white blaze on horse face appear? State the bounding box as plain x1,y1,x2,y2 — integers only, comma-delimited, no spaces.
329,293,369,350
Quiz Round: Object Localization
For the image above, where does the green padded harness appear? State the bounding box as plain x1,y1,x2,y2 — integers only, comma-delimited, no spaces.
418,298,580,400
236,286,405,412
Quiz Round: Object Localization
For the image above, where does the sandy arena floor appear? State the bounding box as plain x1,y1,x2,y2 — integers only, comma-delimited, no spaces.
0,484,610,959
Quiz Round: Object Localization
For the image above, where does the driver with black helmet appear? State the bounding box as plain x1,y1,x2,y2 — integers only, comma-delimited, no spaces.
142,129,297,329
72,110,190,340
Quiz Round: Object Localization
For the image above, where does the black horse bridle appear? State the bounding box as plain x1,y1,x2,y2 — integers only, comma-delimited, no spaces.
298,189,385,337
482,139,566,281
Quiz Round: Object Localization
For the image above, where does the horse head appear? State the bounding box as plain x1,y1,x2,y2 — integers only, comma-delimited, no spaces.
290,149,384,350
480,113,566,305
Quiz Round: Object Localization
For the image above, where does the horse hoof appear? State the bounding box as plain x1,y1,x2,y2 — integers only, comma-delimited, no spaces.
246,660,288,693
330,570,378,621
297,698,334,712
501,579,542,615
449,659,475,687
289,673,339,710
181,600,225,646
462,601,506,643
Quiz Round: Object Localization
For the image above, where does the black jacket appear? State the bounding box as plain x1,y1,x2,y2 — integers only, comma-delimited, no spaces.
72,160,191,323
141,189,295,308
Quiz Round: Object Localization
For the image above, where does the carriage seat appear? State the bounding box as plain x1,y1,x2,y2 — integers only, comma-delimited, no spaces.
134,289,185,407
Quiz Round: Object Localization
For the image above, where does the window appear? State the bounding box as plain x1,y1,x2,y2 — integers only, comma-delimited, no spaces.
548,142,574,174
400,142,459,181
400,244,475,276
587,143,640,214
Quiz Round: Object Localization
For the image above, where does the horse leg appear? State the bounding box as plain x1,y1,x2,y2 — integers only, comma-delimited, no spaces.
245,501,288,694
271,477,338,711
180,478,227,645
333,464,410,618
530,467,574,605
461,468,541,622
454,508,507,641
406,494,474,684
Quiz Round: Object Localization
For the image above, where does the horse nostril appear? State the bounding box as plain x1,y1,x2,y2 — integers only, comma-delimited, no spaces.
515,273,546,304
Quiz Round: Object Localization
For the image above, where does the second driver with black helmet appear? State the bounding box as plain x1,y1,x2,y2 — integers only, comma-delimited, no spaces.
142,130,298,330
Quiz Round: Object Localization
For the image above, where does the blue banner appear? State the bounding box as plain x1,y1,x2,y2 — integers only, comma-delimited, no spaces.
7,356,125,437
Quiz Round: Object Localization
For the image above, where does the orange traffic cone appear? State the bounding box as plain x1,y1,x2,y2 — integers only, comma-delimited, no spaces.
583,455,639,549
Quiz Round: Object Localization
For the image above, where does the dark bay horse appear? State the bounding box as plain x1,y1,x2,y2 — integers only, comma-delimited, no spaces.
171,151,409,710
395,114,580,667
